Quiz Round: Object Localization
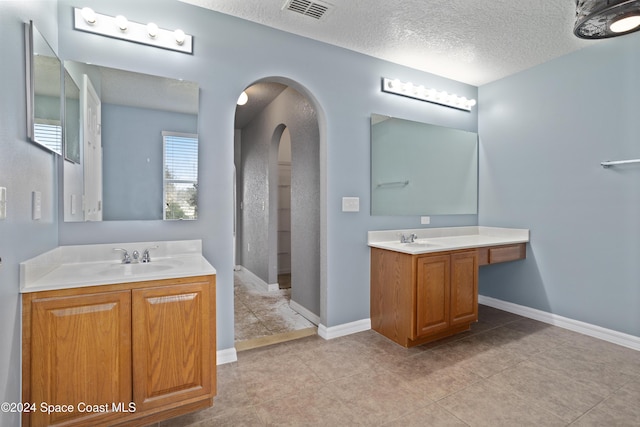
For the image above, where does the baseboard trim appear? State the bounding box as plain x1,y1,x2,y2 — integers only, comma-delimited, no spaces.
479,295,640,351
235,266,279,292
217,347,238,365
289,300,320,326
318,318,371,340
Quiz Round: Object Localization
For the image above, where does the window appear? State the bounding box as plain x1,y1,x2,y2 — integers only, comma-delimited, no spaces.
163,131,198,220
34,122,62,154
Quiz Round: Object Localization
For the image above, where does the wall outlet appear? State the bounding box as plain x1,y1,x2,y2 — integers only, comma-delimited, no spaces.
342,197,360,212
420,216,430,224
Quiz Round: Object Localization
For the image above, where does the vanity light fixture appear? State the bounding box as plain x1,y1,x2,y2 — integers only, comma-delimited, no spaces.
81,7,96,24
115,15,128,32
381,78,477,112
174,29,186,45
574,0,640,39
73,7,193,54
147,22,159,38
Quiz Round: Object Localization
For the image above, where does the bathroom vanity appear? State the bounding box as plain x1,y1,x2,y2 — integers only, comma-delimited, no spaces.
368,227,528,348
20,240,216,427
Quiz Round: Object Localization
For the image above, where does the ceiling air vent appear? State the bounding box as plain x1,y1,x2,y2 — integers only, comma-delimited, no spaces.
283,0,333,20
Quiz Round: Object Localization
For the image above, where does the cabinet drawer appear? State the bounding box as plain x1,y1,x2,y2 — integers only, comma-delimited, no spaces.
478,243,526,265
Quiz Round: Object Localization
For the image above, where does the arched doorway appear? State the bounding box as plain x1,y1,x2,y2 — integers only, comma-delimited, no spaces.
233,79,322,349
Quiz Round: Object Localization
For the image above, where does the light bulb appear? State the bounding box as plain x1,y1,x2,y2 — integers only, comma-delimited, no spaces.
147,22,159,38
610,15,640,33
115,15,128,31
81,7,96,24
237,91,248,106
174,29,186,45
467,99,477,108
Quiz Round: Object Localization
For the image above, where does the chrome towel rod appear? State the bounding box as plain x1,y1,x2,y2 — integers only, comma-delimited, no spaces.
376,180,409,188
600,158,640,168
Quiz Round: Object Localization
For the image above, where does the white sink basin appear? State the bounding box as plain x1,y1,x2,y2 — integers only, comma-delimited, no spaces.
99,259,183,277
20,240,217,293
404,240,441,248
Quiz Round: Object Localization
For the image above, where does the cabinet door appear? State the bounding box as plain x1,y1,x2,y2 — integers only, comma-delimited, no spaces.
450,251,478,326
415,254,450,338
29,291,132,427
132,280,214,411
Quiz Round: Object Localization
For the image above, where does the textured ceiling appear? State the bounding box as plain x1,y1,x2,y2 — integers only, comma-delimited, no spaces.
181,0,595,86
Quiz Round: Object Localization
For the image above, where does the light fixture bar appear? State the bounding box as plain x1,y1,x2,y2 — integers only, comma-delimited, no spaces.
381,77,476,112
73,7,193,54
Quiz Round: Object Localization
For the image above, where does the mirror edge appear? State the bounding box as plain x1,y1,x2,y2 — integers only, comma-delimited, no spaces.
25,21,35,142
24,20,63,156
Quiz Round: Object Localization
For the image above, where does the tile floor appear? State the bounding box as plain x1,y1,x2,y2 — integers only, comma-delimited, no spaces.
233,269,315,346
159,304,640,426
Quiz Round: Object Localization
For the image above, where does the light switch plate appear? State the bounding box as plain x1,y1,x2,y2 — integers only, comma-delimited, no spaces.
421,216,431,224
342,197,360,212
32,191,41,220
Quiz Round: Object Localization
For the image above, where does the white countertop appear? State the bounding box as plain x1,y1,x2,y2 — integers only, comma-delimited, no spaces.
368,226,529,255
20,240,216,293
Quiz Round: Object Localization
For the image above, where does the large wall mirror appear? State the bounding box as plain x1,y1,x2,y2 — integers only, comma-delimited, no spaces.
25,21,62,155
371,114,478,216
63,61,199,222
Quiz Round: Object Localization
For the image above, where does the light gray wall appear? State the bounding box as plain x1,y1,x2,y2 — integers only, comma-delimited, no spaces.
0,2,59,424
478,32,640,336
55,0,477,346
239,86,321,316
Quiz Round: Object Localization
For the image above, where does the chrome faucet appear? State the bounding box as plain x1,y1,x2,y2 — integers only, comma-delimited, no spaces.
400,233,418,243
114,248,132,264
141,245,159,263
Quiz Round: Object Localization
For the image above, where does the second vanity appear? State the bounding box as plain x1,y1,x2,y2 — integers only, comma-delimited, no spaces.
368,227,529,348
20,240,216,427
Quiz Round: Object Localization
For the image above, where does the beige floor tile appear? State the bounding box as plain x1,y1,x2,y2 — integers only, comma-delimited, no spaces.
527,344,635,394
561,337,640,377
296,337,386,382
571,379,640,426
237,352,322,405
488,360,607,422
254,383,359,426
328,370,431,425
162,304,640,426
439,380,566,427
387,350,482,400
383,403,469,426
476,304,524,327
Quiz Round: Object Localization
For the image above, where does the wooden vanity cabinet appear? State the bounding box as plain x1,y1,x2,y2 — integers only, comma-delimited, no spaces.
371,248,478,347
22,275,216,427
132,281,213,413
371,243,525,348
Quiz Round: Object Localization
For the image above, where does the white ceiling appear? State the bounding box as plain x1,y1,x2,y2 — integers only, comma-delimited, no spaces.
181,0,596,86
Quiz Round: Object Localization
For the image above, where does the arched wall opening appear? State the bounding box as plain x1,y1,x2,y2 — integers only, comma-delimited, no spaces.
233,76,326,340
